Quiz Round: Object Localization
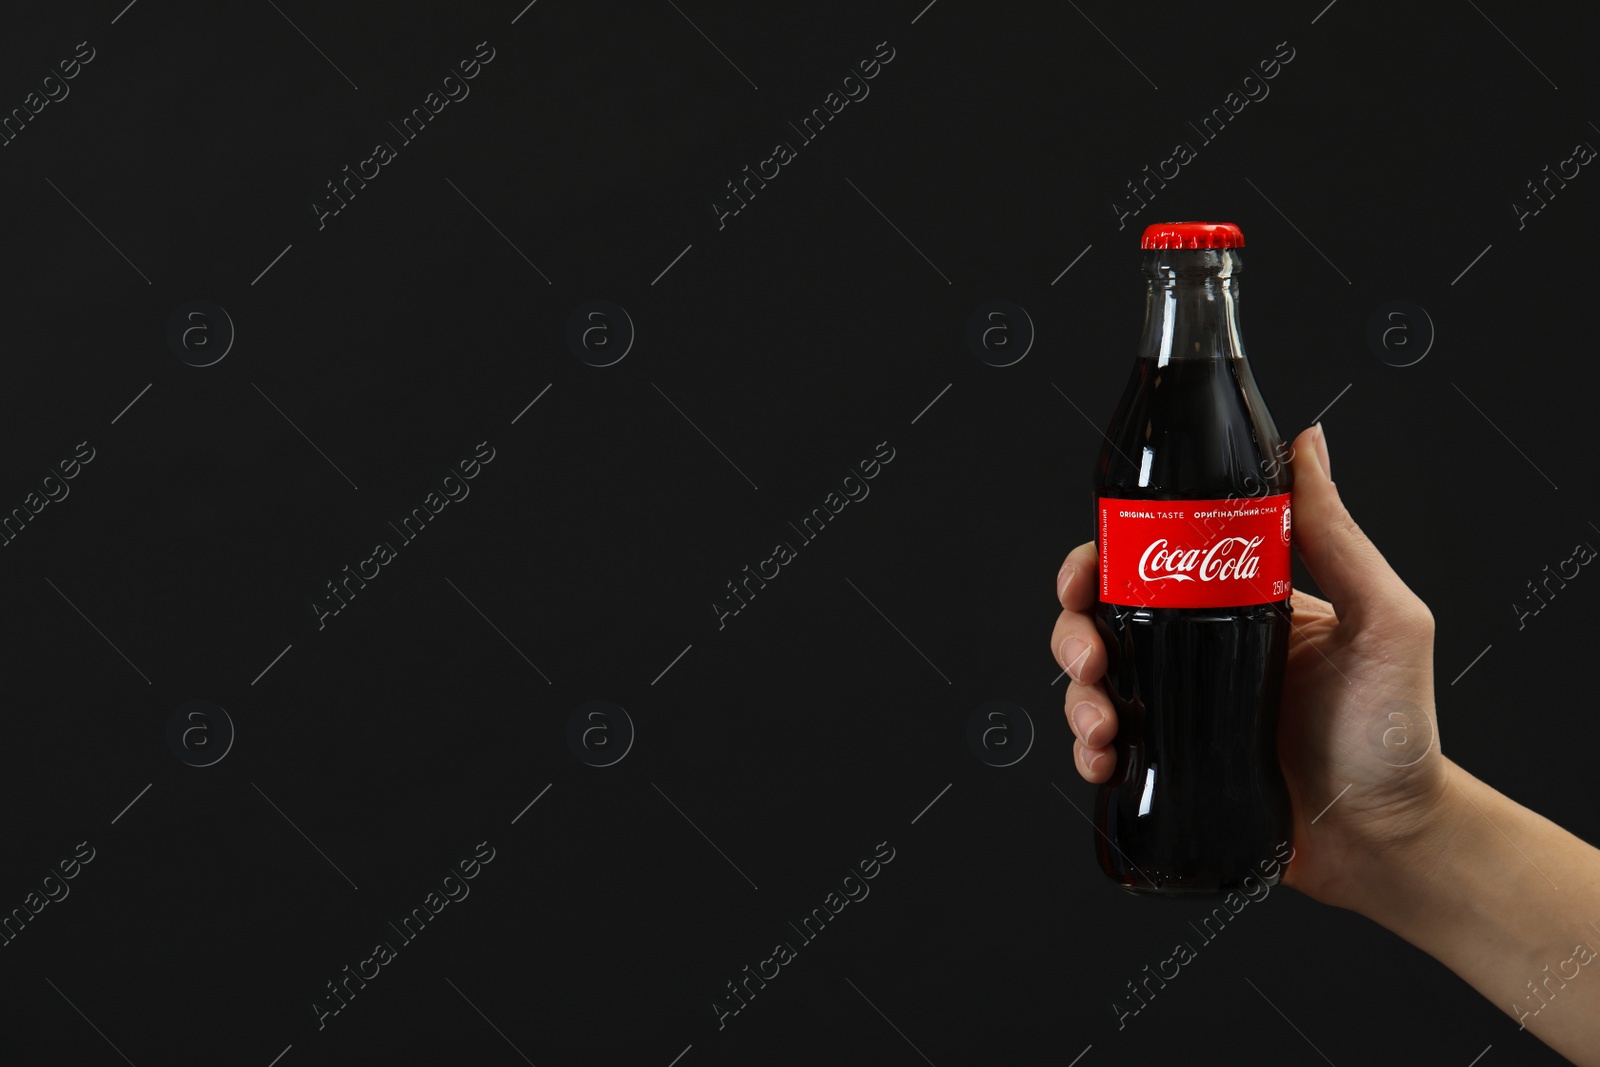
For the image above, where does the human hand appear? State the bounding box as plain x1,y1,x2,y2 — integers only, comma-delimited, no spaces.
1051,424,1452,911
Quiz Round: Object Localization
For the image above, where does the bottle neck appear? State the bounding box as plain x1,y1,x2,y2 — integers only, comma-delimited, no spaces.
1137,248,1245,366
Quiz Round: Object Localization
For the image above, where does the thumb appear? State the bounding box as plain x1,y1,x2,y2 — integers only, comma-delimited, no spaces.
1289,424,1416,628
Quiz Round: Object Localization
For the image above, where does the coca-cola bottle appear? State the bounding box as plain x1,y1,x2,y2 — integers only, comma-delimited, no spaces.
1092,221,1293,894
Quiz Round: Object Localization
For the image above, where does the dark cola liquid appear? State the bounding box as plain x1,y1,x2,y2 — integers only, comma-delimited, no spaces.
1093,352,1293,894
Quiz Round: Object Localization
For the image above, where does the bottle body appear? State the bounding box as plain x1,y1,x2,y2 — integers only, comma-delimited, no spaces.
1091,237,1293,894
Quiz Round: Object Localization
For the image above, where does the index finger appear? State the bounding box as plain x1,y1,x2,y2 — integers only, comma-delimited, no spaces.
1056,540,1099,612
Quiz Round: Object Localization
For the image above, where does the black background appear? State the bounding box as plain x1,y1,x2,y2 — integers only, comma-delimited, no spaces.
0,1,1594,1064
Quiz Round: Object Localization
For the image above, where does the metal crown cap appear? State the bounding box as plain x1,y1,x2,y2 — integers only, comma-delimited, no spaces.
1140,221,1245,250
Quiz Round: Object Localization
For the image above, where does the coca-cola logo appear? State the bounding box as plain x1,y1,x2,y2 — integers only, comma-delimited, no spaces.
1137,536,1264,584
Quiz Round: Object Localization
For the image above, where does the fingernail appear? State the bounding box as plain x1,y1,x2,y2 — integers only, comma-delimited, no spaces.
1071,701,1101,744
1057,562,1077,601
1058,636,1089,680
1314,422,1332,481
1082,748,1105,775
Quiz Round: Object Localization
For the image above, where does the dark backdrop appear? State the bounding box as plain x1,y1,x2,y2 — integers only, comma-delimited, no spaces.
0,1,1593,1064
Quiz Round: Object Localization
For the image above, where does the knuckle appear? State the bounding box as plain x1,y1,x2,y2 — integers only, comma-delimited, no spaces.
1362,593,1435,643
1327,506,1364,543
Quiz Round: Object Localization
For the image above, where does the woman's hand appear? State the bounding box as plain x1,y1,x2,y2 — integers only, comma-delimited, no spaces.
1051,424,1451,912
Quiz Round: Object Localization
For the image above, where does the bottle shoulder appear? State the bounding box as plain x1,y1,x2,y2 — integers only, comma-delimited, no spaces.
1095,356,1290,499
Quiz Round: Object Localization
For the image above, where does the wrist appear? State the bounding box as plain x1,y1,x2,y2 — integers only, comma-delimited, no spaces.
1338,756,1478,932
1342,758,1562,985
1335,759,1600,1059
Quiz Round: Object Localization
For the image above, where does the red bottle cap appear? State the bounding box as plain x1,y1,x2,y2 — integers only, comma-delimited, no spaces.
1140,221,1245,250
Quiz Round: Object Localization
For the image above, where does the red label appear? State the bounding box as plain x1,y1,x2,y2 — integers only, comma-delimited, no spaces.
1098,494,1291,608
